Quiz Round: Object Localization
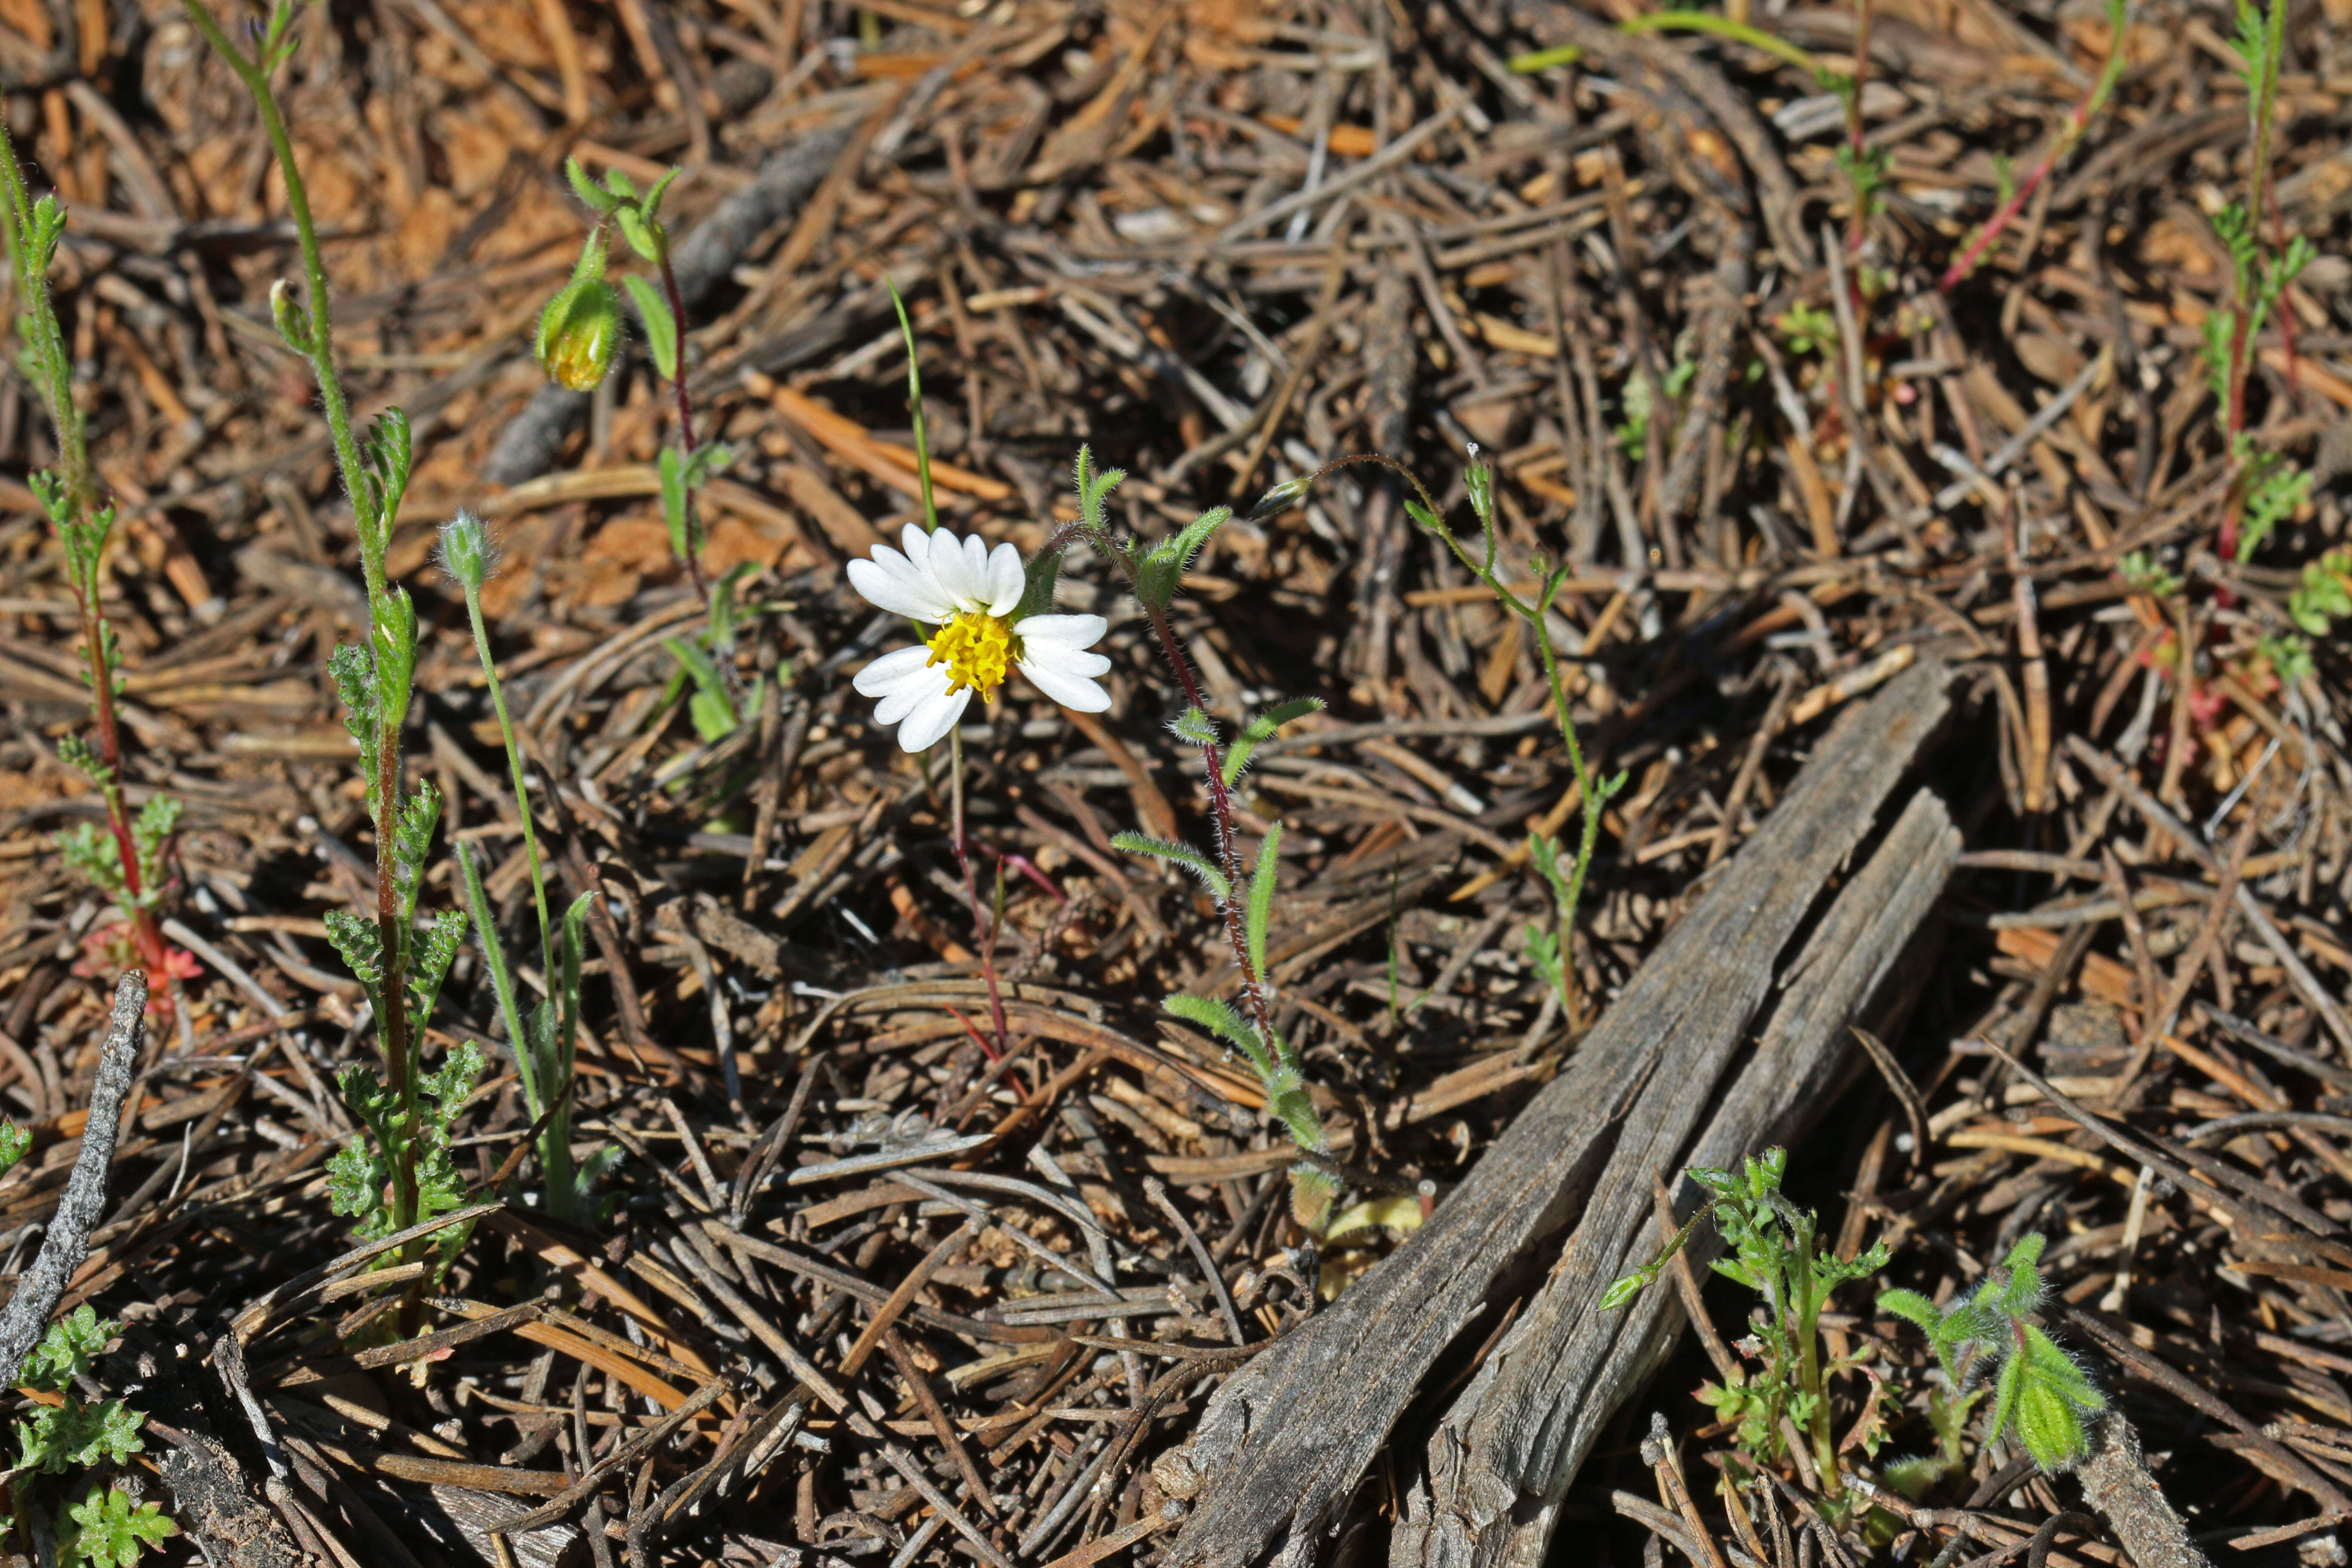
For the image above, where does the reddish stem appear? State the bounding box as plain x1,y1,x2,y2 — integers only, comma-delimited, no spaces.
658,252,712,609
75,594,172,1000
1136,599,1278,1046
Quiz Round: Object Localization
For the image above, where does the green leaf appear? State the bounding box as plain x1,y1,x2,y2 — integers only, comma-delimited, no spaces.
326,1132,392,1233
1222,696,1324,787
359,407,413,536
658,446,688,559
1136,506,1229,609
406,907,466,1025
329,642,380,797
1245,821,1282,980
19,1305,114,1394
1161,992,1271,1075
391,778,442,922
56,1484,175,1568
0,1120,27,1178
640,167,680,225
18,1398,145,1473
458,842,536,1117
664,637,737,739
324,910,386,1006
625,273,679,380
1170,706,1219,747
1014,544,1063,622
1599,1272,1649,1310
563,155,622,214
1073,446,1127,533
268,278,313,355
1110,831,1232,903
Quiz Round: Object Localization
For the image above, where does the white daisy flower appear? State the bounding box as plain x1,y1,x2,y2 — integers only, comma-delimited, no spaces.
848,524,1111,752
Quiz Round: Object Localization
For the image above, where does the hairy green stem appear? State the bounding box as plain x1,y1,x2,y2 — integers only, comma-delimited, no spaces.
1298,453,1611,1020
186,0,419,1239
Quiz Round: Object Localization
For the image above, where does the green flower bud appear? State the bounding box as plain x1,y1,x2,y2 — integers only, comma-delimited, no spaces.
1249,474,1311,520
536,233,622,392
434,509,499,593
270,279,313,354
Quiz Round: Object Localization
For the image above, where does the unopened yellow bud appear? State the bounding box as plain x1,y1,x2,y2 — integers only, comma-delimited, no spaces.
536,233,622,391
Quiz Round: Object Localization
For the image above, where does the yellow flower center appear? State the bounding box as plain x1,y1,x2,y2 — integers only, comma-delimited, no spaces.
925,611,1014,700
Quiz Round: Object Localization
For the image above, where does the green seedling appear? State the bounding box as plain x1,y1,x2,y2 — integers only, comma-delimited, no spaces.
1604,1149,1889,1505
436,513,614,1225
1879,1233,2106,1472
1615,359,1696,460
2204,0,2312,561
0,1120,175,1560
1254,450,1623,1025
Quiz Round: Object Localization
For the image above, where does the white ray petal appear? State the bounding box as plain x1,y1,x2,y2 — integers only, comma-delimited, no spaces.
984,541,1026,616
848,556,955,622
1018,650,1111,712
851,644,934,697
897,686,971,752
1013,613,1106,648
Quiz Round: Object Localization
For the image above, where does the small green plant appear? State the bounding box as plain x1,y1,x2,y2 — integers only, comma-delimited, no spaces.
551,159,732,603
2204,0,2313,561
1605,1149,1888,1505
1879,1233,2106,1472
0,122,181,1002
1255,448,1624,1026
1614,359,1696,459
1066,451,1337,1228
438,514,612,1225
1775,301,1837,357
55,1485,176,1568
547,158,747,729
187,0,477,1270
2290,548,2352,636
2,1284,176,1565
1939,0,2130,290
2117,549,2183,600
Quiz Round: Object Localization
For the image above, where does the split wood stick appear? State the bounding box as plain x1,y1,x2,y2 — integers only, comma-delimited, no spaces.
1164,661,1953,1566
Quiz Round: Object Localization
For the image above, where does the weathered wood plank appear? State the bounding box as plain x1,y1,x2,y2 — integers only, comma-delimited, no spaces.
1395,786,1960,1567
1164,660,1953,1568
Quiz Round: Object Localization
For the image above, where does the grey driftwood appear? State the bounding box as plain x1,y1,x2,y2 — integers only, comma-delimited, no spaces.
0,968,144,1384
1164,660,1954,1568
1394,786,1959,1566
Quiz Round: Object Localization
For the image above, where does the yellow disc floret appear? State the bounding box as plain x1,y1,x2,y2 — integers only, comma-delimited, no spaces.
925,611,1015,699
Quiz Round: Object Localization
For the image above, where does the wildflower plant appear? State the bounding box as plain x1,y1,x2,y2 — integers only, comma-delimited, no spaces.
2203,0,2313,567
1604,1149,1888,1504
1878,1233,2105,1473
441,513,611,1224
1253,449,1624,1025
1069,453,1338,1230
0,121,182,1000
543,158,750,735
185,0,479,1267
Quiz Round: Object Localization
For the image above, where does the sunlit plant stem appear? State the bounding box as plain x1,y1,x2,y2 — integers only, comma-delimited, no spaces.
186,0,430,1241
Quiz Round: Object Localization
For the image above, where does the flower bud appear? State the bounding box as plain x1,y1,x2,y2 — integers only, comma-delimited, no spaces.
270,278,313,354
435,509,499,593
1248,474,1311,521
535,234,622,392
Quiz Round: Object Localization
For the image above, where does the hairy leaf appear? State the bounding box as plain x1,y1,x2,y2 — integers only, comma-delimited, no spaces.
1110,832,1231,904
